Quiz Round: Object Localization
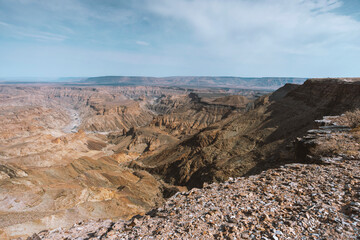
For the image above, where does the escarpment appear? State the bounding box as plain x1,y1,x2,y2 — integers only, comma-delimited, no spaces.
139,79,360,188
149,93,242,137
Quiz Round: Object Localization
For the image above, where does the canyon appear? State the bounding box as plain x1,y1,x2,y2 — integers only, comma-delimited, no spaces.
0,83,265,238
0,78,359,239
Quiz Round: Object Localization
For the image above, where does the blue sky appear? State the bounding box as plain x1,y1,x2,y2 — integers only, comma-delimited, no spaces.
0,0,360,78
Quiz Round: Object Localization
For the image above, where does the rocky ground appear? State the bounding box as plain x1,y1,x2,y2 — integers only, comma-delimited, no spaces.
29,114,360,240
30,159,359,240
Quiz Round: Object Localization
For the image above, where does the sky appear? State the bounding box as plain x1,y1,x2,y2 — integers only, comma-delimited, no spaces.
0,0,360,78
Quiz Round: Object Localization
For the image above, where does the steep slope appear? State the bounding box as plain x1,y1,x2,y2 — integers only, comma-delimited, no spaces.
149,93,243,137
80,96,154,132
210,95,250,107
138,78,360,188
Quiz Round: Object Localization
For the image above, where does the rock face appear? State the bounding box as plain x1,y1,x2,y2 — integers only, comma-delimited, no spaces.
294,114,360,163
149,93,242,137
81,99,154,132
209,94,250,107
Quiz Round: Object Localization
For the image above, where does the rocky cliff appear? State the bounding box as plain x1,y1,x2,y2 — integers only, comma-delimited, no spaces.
148,93,243,137
138,78,360,188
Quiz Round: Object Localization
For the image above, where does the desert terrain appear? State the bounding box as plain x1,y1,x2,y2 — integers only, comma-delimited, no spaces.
2,0,360,238
0,78,359,239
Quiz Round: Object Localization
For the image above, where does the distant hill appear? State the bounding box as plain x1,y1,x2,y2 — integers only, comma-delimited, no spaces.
81,76,306,89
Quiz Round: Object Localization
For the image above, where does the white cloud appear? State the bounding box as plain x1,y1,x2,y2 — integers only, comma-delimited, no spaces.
0,21,11,27
136,40,150,46
0,20,67,42
0,0,135,42
149,0,360,58
16,31,67,42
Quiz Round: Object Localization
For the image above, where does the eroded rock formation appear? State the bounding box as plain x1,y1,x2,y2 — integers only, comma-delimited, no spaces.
1,79,359,239
0,84,252,238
